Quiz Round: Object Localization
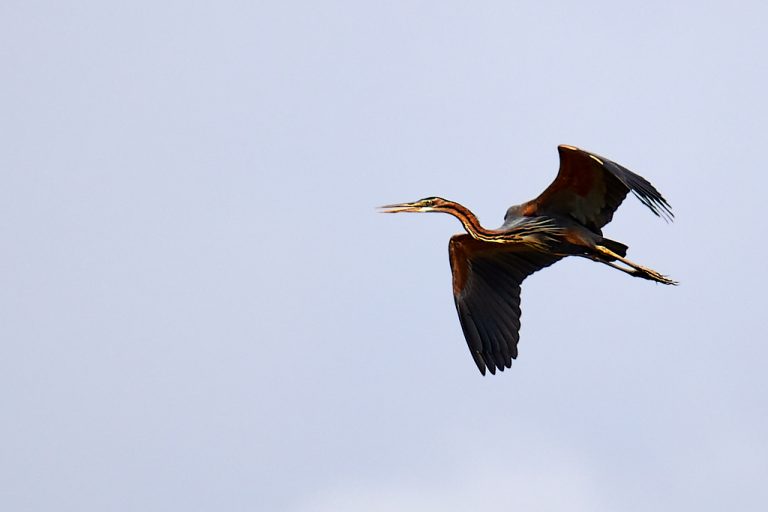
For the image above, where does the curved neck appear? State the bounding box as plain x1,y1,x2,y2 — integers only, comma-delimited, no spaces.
437,200,557,248
440,201,494,239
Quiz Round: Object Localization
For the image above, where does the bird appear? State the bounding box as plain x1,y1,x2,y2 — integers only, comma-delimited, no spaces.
379,144,675,376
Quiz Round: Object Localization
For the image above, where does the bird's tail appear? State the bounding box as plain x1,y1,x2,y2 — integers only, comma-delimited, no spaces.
599,237,628,258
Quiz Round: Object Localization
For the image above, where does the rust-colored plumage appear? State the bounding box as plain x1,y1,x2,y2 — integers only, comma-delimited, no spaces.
380,145,675,376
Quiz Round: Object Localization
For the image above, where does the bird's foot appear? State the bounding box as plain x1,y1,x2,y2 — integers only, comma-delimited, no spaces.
632,266,678,286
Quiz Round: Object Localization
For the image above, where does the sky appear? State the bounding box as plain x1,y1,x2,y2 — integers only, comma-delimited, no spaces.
2,1,767,510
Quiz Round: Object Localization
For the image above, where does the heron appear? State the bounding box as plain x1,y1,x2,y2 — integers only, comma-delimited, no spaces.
380,144,675,375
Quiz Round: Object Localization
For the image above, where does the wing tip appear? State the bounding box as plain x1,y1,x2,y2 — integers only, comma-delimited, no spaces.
475,359,488,375
475,354,516,376
629,190,675,223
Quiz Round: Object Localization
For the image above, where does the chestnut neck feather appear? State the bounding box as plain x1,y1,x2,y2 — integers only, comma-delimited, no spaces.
438,201,495,239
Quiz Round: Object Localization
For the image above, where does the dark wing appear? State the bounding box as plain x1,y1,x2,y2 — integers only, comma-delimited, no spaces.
449,234,563,376
519,145,673,233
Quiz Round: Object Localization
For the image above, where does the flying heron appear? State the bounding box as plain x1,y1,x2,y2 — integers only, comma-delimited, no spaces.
380,145,675,375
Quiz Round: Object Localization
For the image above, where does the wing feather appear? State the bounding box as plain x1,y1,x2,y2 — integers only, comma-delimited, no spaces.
520,145,673,232
449,235,562,375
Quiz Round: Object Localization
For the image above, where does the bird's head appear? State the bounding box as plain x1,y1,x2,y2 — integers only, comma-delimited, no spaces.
378,196,455,214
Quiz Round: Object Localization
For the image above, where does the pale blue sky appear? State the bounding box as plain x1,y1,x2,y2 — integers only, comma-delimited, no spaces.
2,1,767,510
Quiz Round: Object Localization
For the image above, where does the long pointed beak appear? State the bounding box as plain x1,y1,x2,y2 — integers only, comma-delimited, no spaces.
378,202,424,213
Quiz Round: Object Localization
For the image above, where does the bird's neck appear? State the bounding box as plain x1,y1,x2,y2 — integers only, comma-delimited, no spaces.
442,201,558,248
443,202,495,239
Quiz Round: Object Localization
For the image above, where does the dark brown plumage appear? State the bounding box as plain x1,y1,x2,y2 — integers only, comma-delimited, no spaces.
380,145,675,375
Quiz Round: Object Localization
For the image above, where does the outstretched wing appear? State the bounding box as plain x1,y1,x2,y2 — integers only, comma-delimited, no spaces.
519,145,673,233
449,234,562,375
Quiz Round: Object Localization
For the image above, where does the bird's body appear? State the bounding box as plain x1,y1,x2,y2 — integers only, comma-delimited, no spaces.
380,145,675,375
